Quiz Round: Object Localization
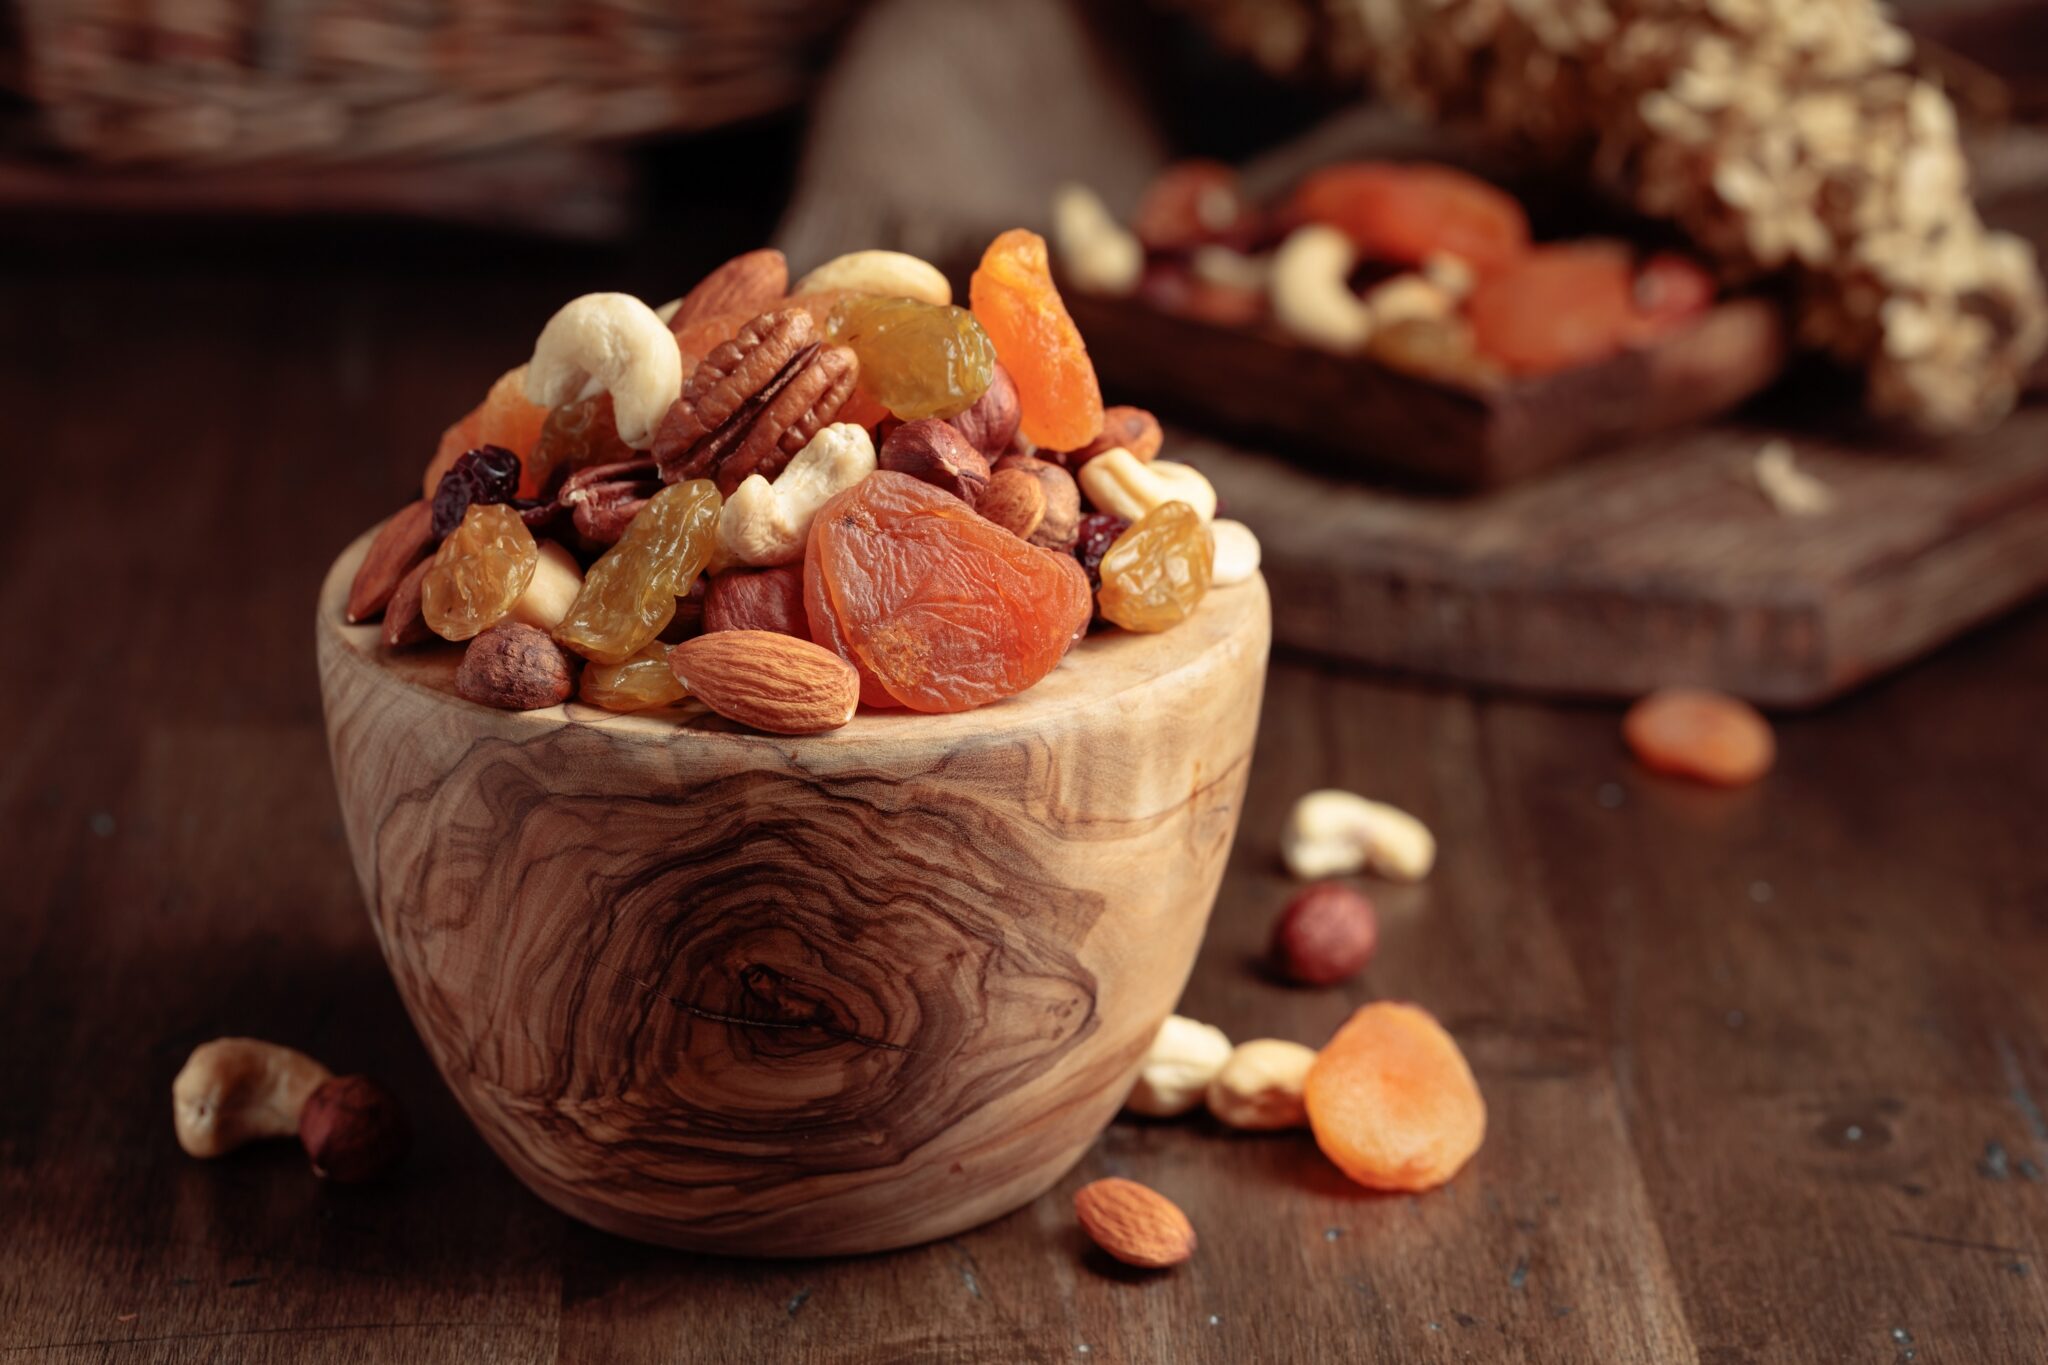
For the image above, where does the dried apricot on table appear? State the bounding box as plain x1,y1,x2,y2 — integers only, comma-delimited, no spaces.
1289,163,1528,274
579,641,689,712
421,503,540,642
1096,501,1213,634
1631,251,1717,338
969,228,1105,451
422,366,549,499
1304,1002,1485,1193
554,479,721,664
1468,243,1638,374
805,471,1093,713
825,295,996,422
1623,687,1774,787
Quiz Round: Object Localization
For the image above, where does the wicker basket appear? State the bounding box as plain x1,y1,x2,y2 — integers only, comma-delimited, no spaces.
8,1,858,168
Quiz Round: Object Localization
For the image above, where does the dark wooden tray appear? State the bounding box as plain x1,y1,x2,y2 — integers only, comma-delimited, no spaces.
1065,291,1788,491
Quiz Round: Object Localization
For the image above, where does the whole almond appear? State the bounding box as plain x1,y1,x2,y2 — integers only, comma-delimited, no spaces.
1074,1178,1197,1269
456,622,577,710
1270,882,1377,987
993,452,1082,551
977,467,1047,539
346,500,436,624
665,249,788,335
667,630,859,734
703,565,808,639
381,556,437,648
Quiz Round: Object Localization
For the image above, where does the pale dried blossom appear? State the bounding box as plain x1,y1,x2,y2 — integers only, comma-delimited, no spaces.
1181,0,2046,432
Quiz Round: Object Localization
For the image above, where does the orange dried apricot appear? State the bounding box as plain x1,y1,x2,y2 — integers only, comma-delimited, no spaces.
805,471,1092,713
1467,243,1638,374
1623,687,1774,787
422,367,549,499
1304,1002,1485,1193
969,229,1105,451
1289,163,1528,274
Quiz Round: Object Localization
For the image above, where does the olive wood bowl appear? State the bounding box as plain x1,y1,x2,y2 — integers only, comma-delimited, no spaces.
316,529,1270,1255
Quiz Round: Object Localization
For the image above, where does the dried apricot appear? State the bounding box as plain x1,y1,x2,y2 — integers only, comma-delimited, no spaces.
1289,163,1528,274
579,641,688,712
1304,1002,1485,1193
554,479,721,665
969,229,1105,451
825,295,996,421
1096,501,1212,633
421,504,540,643
1623,687,1774,787
422,366,549,499
805,471,1092,713
1467,243,1638,374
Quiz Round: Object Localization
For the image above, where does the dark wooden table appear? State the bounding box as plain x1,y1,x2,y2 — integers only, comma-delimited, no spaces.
4,230,2046,1365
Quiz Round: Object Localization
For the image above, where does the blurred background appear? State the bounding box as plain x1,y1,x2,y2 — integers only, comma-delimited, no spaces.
4,0,2047,699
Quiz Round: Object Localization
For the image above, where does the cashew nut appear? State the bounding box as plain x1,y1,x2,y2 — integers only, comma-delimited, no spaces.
793,250,951,306
1282,789,1437,882
1208,518,1261,586
507,539,583,631
172,1037,332,1158
523,293,682,449
1125,1014,1233,1118
1078,449,1218,524
1422,250,1476,300
1364,273,1455,330
716,423,876,569
1272,225,1374,353
1206,1039,1316,1131
1191,245,1270,293
1051,182,1142,297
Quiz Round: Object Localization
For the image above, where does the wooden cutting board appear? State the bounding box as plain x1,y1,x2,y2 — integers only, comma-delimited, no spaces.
1196,406,2048,707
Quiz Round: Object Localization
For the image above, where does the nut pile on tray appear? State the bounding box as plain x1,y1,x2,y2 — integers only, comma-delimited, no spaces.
1165,0,2048,431
1053,158,1722,383
343,232,1264,734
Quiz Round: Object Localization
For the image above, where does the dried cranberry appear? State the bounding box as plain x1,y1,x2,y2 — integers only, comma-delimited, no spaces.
430,444,523,538
1073,511,1130,629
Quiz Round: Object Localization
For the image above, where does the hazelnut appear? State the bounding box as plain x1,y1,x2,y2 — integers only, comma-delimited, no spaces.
1270,882,1378,987
992,452,1082,551
1062,405,1164,467
946,363,1023,458
454,621,577,711
703,565,809,639
976,467,1048,539
298,1075,409,1183
878,418,991,506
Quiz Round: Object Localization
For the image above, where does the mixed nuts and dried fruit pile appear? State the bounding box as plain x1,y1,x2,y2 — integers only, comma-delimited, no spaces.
343,232,1263,733
1052,157,1724,385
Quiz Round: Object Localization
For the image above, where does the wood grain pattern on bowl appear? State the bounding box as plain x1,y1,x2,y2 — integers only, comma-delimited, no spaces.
316,528,1270,1255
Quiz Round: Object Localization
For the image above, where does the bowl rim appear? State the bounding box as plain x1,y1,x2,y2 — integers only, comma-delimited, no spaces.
318,524,1271,750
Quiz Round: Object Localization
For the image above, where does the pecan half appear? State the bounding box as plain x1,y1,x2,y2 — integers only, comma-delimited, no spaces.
557,458,662,545
652,309,859,495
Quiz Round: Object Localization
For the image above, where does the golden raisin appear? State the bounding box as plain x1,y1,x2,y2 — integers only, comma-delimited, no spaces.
421,504,539,642
826,296,995,422
579,641,689,712
1096,501,1212,633
554,480,720,665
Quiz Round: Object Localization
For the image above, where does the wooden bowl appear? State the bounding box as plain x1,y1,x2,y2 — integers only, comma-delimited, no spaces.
315,530,1270,1255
